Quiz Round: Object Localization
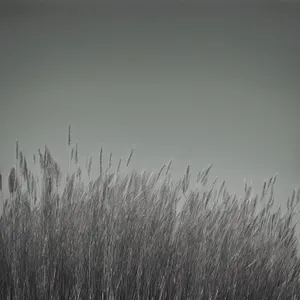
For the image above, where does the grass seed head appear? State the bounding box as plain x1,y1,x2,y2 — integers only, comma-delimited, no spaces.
126,148,134,167
75,143,78,164
117,158,122,173
8,167,16,194
109,152,112,169
68,124,71,146
16,140,19,160
100,147,103,175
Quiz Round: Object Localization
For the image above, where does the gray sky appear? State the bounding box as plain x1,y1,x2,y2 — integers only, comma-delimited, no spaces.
0,4,299,210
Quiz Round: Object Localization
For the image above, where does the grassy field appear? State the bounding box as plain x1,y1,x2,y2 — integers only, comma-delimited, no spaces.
0,126,300,299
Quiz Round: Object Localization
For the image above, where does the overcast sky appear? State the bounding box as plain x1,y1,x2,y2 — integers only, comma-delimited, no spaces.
0,4,299,212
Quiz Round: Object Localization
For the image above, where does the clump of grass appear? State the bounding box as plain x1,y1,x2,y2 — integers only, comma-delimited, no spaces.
0,127,300,299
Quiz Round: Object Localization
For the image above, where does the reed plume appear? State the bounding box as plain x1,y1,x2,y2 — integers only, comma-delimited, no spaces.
100,146,103,177
8,167,17,196
68,124,72,175
126,148,134,167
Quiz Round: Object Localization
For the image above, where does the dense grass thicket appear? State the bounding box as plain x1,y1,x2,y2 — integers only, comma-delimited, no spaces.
1,126,300,299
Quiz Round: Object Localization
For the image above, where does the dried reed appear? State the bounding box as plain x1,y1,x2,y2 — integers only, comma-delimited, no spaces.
0,128,299,300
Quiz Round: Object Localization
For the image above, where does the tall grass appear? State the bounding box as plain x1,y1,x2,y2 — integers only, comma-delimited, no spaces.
0,127,300,299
